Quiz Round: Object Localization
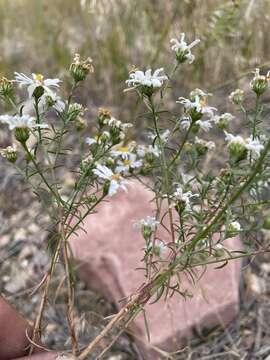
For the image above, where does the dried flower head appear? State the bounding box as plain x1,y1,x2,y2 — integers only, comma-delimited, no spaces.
70,53,94,82
0,77,14,98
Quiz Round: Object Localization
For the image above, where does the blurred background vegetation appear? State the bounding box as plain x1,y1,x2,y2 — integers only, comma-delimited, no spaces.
0,0,270,119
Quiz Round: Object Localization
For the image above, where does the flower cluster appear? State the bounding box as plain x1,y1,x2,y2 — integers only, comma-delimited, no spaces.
0,33,269,350
178,91,216,132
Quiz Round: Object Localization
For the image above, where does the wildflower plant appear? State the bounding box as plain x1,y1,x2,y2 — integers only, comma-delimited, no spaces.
1,34,270,358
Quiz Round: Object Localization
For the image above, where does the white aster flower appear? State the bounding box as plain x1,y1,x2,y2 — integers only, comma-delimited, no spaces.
177,95,216,119
135,144,160,158
46,93,66,112
148,129,170,143
93,164,128,196
115,153,143,174
180,116,192,130
133,216,160,232
212,112,234,127
196,119,212,132
36,92,66,113
224,131,246,146
224,131,264,158
126,68,168,89
245,137,264,158
85,136,97,146
147,240,167,257
190,88,211,100
227,221,242,233
173,186,198,210
110,145,131,159
194,136,215,150
14,72,61,98
146,145,160,157
0,114,48,130
170,33,200,64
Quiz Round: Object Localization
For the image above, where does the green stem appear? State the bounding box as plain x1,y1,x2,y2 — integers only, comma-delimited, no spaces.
22,142,64,206
189,136,270,250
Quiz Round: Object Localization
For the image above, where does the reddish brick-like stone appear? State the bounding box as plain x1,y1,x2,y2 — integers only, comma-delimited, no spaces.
70,181,242,359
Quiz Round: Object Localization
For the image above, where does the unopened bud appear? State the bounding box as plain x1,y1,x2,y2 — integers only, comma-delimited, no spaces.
15,127,30,143
229,89,245,105
250,68,269,96
0,145,17,163
75,116,87,131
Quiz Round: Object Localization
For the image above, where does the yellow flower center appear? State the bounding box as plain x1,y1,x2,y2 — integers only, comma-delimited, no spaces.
111,173,121,181
123,159,131,166
200,98,206,107
118,146,129,153
34,73,44,84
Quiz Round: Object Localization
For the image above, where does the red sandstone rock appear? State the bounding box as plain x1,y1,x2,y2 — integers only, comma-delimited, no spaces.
0,296,34,359
15,352,58,360
0,296,58,360
70,180,242,359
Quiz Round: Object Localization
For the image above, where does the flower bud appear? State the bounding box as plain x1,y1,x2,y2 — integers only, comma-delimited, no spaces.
250,68,269,96
33,85,44,100
175,201,186,214
0,145,17,163
105,157,115,168
109,127,122,145
102,180,110,196
229,89,245,105
75,116,87,131
86,194,97,204
97,107,112,127
67,103,85,122
183,142,194,154
228,142,247,164
226,221,241,237
213,113,234,130
70,53,94,83
263,216,270,230
99,131,110,143
81,154,93,172
142,225,152,240
15,127,30,143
